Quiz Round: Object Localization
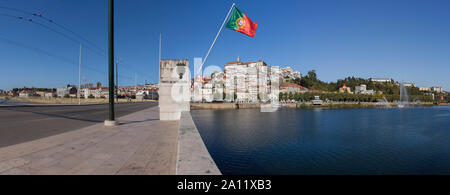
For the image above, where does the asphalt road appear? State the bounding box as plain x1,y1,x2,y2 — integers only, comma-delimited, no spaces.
0,98,43,106
0,102,157,148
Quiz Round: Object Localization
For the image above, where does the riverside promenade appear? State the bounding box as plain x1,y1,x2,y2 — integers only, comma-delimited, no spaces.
0,106,179,175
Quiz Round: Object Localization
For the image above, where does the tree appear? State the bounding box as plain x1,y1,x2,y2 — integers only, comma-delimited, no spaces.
289,92,294,100
307,70,317,81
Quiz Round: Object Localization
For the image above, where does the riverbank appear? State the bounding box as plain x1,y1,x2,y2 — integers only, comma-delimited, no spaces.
0,96,156,105
191,102,436,110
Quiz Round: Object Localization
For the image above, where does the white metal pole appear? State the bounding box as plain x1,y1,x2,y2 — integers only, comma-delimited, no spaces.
198,3,235,76
78,44,82,105
158,33,162,106
158,33,162,82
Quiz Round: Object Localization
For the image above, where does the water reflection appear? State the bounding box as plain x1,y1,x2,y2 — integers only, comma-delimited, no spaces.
192,106,450,175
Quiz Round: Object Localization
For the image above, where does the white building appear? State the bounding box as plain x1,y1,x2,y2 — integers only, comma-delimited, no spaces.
56,88,68,98
224,60,239,102
370,78,392,83
355,84,375,95
247,65,258,103
83,88,93,99
212,71,224,102
83,87,109,98
195,58,298,103
19,90,34,98
44,92,55,98
281,67,301,80
431,86,443,93
192,75,203,102
419,87,431,92
269,66,281,102
136,90,158,100
202,83,213,102
258,65,270,102
403,83,416,87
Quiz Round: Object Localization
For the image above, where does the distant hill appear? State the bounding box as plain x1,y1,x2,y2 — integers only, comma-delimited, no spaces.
289,70,427,96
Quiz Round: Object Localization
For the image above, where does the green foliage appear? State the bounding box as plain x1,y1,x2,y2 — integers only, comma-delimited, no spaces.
289,92,294,100
63,94,70,98
308,70,317,80
88,94,95,99
300,102,307,108
298,70,329,91
278,91,433,103
13,87,54,92
290,70,430,97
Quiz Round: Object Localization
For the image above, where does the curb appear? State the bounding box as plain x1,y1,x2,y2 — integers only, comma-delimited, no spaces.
176,111,221,175
0,102,155,108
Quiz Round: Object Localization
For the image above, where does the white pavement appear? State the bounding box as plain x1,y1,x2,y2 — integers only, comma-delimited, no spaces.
0,106,179,175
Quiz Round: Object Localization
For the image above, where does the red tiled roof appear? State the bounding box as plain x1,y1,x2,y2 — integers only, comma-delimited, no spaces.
225,61,253,65
89,87,109,90
226,61,240,65
19,90,33,94
282,83,301,88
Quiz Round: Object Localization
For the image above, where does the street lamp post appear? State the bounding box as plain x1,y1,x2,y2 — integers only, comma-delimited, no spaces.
105,0,117,126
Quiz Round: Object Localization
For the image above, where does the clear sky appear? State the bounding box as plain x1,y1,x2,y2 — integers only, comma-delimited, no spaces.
0,0,449,91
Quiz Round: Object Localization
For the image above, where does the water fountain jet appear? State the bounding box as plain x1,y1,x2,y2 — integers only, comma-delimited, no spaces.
398,82,409,108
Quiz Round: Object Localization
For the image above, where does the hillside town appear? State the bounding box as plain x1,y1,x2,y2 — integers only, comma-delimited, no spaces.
190,58,448,103
1,58,448,104
192,57,303,103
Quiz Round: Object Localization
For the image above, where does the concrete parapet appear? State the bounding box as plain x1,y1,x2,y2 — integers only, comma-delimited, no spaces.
176,111,221,175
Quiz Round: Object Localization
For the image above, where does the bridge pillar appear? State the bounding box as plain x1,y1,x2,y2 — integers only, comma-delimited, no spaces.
159,59,190,121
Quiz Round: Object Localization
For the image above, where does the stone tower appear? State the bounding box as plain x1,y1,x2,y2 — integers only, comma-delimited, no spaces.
159,59,190,120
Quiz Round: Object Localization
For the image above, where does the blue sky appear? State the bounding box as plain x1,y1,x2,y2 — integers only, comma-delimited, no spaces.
0,0,449,91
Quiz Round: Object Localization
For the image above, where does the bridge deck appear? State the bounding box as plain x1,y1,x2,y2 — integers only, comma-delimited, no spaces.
0,106,179,175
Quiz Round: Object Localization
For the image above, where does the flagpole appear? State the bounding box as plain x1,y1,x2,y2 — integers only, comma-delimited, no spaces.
158,33,162,107
158,33,162,82
78,44,82,105
198,3,235,76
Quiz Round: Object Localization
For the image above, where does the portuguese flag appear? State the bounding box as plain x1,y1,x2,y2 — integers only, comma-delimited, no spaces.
226,7,258,37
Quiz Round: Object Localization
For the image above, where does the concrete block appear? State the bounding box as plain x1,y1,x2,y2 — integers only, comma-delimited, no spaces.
104,120,119,127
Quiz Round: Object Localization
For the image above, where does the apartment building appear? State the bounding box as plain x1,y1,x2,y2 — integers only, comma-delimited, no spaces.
195,58,300,103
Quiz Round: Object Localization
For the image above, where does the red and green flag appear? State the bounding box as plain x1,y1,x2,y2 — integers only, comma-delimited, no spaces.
226,7,258,37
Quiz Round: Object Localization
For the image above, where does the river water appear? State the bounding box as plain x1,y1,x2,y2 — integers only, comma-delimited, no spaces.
191,106,450,174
